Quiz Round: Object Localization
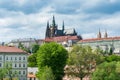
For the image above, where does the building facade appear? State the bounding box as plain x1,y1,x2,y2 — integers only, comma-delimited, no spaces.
0,46,28,80
9,38,38,49
79,31,120,54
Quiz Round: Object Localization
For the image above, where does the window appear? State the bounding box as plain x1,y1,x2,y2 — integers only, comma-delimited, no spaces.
15,57,17,60
6,57,8,60
23,64,25,67
19,57,21,60
11,57,12,60
23,71,25,74
15,64,17,67
19,71,21,74
19,64,21,67
0,57,2,60
0,63,2,67
23,57,25,60
15,71,17,74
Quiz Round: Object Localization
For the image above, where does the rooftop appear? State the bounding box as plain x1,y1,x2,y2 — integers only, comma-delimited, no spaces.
79,36,120,43
0,46,26,53
44,35,80,42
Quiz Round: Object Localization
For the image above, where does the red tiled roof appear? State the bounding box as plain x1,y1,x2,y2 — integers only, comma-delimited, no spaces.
44,36,80,42
27,73,36,78
0,46,26,53
79,37,120,43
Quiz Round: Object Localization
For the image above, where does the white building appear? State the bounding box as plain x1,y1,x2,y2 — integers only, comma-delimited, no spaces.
0,46,28,80
9,38,37,49
27,67,38,80
79,37,120,54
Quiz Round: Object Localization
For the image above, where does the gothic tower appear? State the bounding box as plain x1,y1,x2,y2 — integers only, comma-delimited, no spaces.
49,15,57,37
62,21,65,35
104,30,108,38
97,29,101,38
45,21,50,38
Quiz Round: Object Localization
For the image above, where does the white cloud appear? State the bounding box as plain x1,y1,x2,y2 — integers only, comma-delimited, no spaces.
0,0,120,42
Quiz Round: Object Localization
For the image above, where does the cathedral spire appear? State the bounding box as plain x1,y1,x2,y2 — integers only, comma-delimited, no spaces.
52,15,56,27
97,28,101,38
62,21,64,31
45,21,49,38
104,29,108,38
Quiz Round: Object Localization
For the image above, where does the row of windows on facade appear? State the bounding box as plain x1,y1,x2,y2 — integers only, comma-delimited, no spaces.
0,63,26,68
0,56,26,61
8,70,26,75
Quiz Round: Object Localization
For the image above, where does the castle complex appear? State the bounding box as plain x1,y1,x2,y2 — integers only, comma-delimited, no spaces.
45,16,78,38
44,16,82,47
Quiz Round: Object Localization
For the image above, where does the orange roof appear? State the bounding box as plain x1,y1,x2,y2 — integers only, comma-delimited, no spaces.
44,36,80,42
27,73,36,78
80,37,120,43
0,46,26,53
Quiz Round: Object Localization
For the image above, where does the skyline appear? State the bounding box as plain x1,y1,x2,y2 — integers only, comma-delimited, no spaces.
0,0,120,42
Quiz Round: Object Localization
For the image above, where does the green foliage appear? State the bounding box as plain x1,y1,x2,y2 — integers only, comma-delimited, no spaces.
105,55,120,62
37,66,55,80
28,53,37,67
0,68,6,80
92,62,120,80
32,44,40,53
67,45,104,80
0,62,18,80
28,44,40,67
109,47,113,55
37,42,68,80
18,42,31,53
116,62,120,73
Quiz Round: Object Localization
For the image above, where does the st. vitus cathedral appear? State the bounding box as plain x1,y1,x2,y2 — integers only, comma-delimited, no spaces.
45,16,78,38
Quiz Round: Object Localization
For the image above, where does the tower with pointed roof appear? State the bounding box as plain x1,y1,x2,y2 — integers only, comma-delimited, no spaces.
104,30,108,38
97,29,101,38
45,21,50,38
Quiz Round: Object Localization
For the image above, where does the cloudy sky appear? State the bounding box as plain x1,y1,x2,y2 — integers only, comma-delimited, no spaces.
0,0,120,42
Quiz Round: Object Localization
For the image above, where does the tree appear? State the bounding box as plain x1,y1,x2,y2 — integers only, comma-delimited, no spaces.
37,42,68,80
18,42,30,53
0,68,6,80
92,62,120,80
67,45,104,80
28,53,37,67
0,62,18,80
28,44,40,67
105,54,120,62
32,44,40,53
37,66,55,80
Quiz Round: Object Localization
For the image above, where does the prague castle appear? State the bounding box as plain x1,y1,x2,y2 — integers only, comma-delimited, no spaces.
44,16,82,47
